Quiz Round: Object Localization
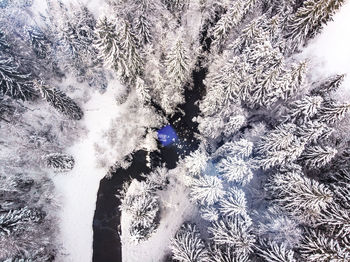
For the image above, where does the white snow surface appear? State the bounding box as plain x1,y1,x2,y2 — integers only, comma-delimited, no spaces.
52,79,125,262
300,0,350,100
121,168,198,262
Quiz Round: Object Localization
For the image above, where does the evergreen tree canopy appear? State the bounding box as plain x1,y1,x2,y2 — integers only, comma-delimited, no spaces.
0,55,37,100
170,223,209,262
287,0,345,51
35,82,83,120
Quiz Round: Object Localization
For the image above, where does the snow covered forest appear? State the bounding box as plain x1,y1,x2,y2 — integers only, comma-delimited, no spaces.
1,0,350,261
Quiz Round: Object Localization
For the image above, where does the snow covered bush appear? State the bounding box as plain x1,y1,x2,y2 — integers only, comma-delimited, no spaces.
142,166,169,192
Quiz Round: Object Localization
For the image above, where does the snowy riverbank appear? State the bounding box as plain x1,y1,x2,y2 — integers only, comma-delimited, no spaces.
52,80,125,262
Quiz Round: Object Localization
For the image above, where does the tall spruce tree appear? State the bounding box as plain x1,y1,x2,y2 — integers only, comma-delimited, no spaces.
0,207,43,236
211,0,256,51
27,27,51,60
95,16,122,70
267,171,333,223
35,82,83,120
119,20,143,83
0,54,37,101
300,230,350,261
287,0,345,51
170,223,209,262
311,74,345,97
165,39,190,88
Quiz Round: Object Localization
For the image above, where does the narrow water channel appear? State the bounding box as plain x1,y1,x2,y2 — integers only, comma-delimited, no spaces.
92,65,206,262
92,16,214,261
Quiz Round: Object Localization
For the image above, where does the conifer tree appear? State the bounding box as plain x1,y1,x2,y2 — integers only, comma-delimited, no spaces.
190,175,225,206
95,17,121,70
239,32,295,108
211,0,257,51
232,16,265,53
200,206,219,222
198,114,225,140
217,156,253,185
209,214,255,255
134,13,152,44
286,96,323,124
301,145,337,168
213,139,253,160
311,74,345,97
200,57,242,116
184,149,208,176
257,206,302,247
210,1,245,51
284,60,308,98
287,0,345,51
317,102,350,124
223,115,246,138
170,223,209,262
0,207,43,236
42,153,75,172
0,55,37,101
300,230,350,261
35,82,83,120
257,124,305,169
295,121,333,144
267,171,333,223
143,167,169,192
129,218,157,243
209,246,249,262
121,192,159,242
320,204,350,238
219,187,247,217
165,39,190,88
256,240,296,262
331,170,350,210
60,5,96,59
119,20,143,82
135,76,151,103
27,27,51,60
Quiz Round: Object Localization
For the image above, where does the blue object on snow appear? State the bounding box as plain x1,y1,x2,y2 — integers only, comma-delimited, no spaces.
157,125,178,146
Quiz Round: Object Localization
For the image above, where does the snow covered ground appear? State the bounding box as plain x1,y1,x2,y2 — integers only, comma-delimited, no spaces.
51,79,126,262
121,167,198,262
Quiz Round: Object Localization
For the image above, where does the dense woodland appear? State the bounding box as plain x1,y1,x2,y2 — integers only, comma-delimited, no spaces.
1,0,350,261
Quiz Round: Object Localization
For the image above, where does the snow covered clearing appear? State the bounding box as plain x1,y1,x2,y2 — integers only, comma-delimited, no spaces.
51,79,126,262
121,167,198,262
